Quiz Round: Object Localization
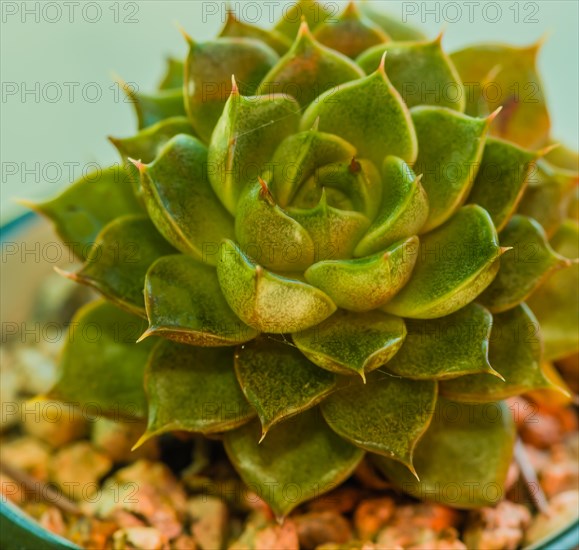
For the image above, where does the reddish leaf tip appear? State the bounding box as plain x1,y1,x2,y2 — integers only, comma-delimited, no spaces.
486,106,503,126
176,22,194,45
349,157,362,174
231,74,239,95
53,266,78,282
128,157,146,173
536,143,560,158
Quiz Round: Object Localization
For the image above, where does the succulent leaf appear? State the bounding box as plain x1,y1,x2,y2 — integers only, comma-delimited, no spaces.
216,240,336,333
517,159,578,236
372,399,516,508
122,84,186,130
220,10,291,55
109,117,195,198
293,309,406,378
235,337,338,436
440,304,557,401
288,192,370,261
234,179,316,272
382,205,502,319
357,38,465,111
321,372,436,469
143,254,258,346
139,134,235,263
305,236,418,311
467,137,537,231
50,301,154,419
258,21,365,107
527,220,579,360
208,90,300,214
313,1,389,59
158,57,184,90
411,106,489,232
224,409,364,518
300,62,418,167
31,166,142,261
384,303,498,380
268,129,357,207
63,215,175,317
274,0,334,38
451,43,550,149
355,157,428,256
184,38,279,142
479,215,572,312
141,341,255,441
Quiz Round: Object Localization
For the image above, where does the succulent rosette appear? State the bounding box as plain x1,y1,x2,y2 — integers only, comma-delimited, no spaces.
34,0,578,517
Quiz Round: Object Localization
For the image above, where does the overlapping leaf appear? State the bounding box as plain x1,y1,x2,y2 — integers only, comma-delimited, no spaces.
384,304,498,380
139,134,235,262
224,409,364,518
440,304,557,401
139,341,255,442
357,37,465,111
50,301,155,419
479,215,571,312
235,337,338,436
32,166,142,260
321,372,436,469
293,310,406,378
143,255,258,346
372,399,516,508
184,38,279,142
301,60,417,167
63,216,175,317
217,240,336,333
382,206,503,318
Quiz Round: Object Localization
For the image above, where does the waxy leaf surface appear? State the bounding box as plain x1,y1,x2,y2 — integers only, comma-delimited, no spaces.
441,304,554,401
451,44,550,149
34,166,142,260
69,216,175,317
384,303,497,380
527,220,579,360
235,337,338,435
224,410,364,518
321,372,436,468
50,301,154,419
109,117,195,198
235,180,315,272
217,240,336,333
305,237,418,311
220,11,291,55
269,130,357,208
313,2,389,59
208,91,300,214
372,399,516,508
468,137,536,231
140,134,235,263
355,157,428,256
293,310,406,378
301,65,417,167
258,21,364,107
479,215,570,312
142,341,254,439
357,39,465,111
144,255,258,346
184,38,279,142
289,192,370,261
382,205,501,318
411,106,488,232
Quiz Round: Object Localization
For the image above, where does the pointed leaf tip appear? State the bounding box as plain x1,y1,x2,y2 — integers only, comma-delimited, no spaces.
486,106,503,126
536,143,560,158
176,22,193,45
135,328,153,344
379,51,387,72
127,157,145,172
53,265,77,281
230,74,239,94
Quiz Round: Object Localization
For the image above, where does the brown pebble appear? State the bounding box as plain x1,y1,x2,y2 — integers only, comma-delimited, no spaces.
295,511,352,549
354,497,396,540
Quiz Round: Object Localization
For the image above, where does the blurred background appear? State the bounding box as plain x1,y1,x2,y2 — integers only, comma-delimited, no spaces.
2,0,578,223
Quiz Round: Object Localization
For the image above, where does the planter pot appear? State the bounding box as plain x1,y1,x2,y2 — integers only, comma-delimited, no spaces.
1,214,578,550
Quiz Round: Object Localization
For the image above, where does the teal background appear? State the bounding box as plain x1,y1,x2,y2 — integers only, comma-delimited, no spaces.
2,0,578,223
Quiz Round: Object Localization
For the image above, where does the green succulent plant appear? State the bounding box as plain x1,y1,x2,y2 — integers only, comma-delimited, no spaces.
33,0,578,518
